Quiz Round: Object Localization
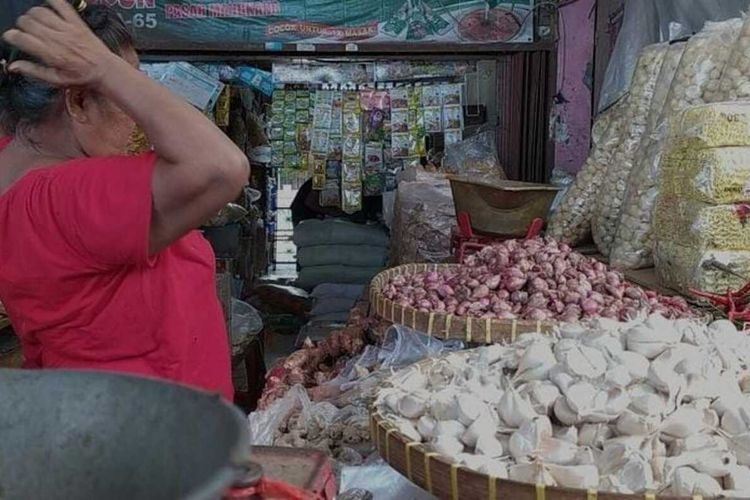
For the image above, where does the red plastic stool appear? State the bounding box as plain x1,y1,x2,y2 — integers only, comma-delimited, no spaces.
451,212,545,263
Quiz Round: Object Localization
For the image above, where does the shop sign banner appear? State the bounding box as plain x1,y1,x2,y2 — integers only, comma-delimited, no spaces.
90,0,534,45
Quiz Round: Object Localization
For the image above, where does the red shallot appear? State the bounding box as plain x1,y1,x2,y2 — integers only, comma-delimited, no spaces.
381,238,692,322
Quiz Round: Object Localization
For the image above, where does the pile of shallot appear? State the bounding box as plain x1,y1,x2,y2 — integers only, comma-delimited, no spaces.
380,238,691,322
258,303,371,409
375,315,750,497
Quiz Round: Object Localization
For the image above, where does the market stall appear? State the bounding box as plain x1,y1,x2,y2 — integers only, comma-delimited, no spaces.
234,6,750,498
10,0,750,498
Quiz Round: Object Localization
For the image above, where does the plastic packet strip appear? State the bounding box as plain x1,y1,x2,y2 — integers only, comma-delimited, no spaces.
654,240,750,294
654,195,750,251
342,185,363,214
592,43,667,257
547,100,627,245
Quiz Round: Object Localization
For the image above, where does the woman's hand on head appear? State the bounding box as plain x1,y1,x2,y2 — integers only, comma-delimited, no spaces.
2,0,118,88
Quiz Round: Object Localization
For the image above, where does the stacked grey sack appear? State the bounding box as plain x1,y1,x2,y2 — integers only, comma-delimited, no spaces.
293,219,389,291
296,283,366,347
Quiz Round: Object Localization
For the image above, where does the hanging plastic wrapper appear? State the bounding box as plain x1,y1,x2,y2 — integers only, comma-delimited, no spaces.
363,143,386,197
340,92,364,214
546,99,627,246
591,42,668,257
360,90,390,143
610,20,742,269
311,155,327,191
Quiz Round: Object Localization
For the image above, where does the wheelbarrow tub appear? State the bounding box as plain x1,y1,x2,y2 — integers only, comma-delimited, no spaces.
448,176,560,237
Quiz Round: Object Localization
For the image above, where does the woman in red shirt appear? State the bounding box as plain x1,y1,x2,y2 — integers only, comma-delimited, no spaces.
0,0,249,400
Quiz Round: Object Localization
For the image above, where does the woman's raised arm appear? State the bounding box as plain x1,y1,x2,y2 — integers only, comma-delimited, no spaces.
3,0,249,254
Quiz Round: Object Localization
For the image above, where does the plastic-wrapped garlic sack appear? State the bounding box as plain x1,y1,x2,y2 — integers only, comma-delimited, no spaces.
663,18,741,113
608,19,742,270
706,15,750,103
546,101,626,246
375,315,750,496
654,196,750,251
591,43,667,257
669,101,750,150
660,147,750,204
608,42,685,270
653,240,750,294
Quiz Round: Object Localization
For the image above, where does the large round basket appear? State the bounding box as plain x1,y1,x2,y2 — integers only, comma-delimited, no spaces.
371,408,695,500
369,264,556,344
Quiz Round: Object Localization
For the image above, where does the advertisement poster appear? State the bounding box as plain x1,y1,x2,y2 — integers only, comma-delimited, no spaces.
89,0,534,46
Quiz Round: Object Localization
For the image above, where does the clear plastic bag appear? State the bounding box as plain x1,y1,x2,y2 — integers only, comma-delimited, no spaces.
230,299,263,355
547,168,575,216
598,1,746,112
661,19,741,115
339,456,437,500
322,325,463,393
443,129,507,180
377,324,463,370
389,177,455,265
592,43,668,257
609,42,686,269
546,100,626,245
248,384,308,446
609,21,741,269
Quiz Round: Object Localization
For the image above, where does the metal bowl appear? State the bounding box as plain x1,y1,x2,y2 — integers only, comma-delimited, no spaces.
0,370,250,500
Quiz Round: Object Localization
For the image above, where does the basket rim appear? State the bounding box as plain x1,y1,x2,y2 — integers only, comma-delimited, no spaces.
369,264,557,344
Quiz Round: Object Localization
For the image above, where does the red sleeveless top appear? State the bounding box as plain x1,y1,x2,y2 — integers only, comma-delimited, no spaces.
0,137,232,399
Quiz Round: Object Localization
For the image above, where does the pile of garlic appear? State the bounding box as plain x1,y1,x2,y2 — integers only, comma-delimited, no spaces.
375,315,750,497
592,43,666,257
547,101,625,246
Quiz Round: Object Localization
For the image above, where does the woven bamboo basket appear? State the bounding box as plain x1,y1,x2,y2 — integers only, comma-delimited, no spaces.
370,356,703,500
371,409,701,500
369,264,556,344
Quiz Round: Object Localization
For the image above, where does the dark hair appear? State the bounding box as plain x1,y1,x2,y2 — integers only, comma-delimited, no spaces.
0,5,133,136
